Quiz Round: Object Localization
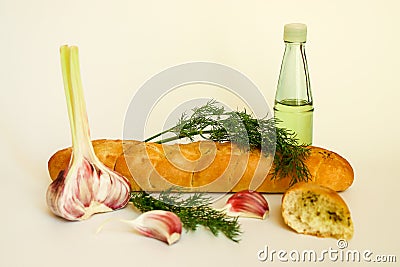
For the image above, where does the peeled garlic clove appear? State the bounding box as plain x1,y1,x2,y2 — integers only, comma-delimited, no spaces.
46,45,131,221
122,210,182,245
224,190,269,219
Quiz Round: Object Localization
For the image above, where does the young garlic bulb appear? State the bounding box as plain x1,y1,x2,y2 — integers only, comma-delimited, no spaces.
46,45,131,221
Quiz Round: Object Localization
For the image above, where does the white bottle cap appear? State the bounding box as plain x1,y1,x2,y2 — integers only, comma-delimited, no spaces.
283,23,307,43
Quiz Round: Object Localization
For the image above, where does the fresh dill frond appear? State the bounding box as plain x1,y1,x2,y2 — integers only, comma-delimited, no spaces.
130,189,242,242
272,122,311,185
145,100,311,184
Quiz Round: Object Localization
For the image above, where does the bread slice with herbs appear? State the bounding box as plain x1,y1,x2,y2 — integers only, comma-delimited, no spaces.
281,182,354,240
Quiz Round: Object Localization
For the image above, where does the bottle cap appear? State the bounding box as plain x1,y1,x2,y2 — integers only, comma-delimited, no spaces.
283,23,307,43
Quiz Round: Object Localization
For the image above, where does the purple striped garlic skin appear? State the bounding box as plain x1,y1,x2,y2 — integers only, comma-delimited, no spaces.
46,157,131,221
225,190,269,219
122,210,182,245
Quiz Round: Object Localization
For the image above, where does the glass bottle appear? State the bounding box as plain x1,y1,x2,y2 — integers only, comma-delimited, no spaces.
274,23,314,145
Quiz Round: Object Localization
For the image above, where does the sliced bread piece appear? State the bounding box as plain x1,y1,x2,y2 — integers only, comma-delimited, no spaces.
282,182,354,239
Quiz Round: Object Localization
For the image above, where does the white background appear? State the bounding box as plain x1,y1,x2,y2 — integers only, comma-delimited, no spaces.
1,0,399,266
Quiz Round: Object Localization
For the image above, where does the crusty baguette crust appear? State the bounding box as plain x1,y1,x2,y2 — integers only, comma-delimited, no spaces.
47,139,354,193
281,182,354,239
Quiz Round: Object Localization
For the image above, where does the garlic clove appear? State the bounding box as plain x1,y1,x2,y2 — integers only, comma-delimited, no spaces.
224,190,269,219
122,210,182,245
46,45,131,221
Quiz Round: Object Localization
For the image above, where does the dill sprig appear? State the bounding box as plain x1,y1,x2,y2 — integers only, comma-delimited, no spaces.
273,126,311,185
145,100,311,185
130,189,242,242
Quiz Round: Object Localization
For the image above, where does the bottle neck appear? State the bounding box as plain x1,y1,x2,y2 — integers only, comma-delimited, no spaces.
275,41,312,105
284,42,307,61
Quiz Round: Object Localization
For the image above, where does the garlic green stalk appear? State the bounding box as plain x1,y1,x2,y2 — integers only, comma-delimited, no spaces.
46,45,131,221
224,190,269,219
97,210,182,245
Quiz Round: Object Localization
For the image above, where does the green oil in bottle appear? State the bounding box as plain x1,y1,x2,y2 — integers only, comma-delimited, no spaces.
274,99,313,145
274,23,314,145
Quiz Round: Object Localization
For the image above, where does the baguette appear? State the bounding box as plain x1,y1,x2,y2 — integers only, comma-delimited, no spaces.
47,139,354,193
281,182,354,239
